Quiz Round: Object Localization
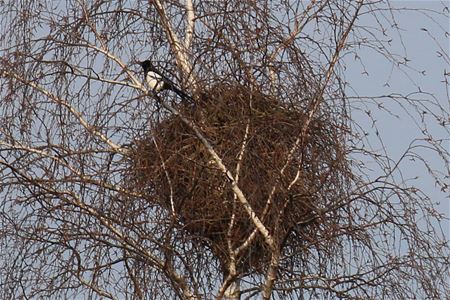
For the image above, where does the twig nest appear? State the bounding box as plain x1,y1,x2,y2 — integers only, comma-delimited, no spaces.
128,83,349,273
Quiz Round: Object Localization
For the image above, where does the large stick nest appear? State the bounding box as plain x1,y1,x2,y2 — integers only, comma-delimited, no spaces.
128,83,349,274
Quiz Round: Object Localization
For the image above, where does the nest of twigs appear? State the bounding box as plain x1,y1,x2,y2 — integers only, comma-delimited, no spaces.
128,83,348,274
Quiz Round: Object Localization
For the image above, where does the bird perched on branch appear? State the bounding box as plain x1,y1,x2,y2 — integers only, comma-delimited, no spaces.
139,60,191,100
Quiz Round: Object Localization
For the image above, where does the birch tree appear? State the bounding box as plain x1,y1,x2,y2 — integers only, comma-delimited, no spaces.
0,1,448,299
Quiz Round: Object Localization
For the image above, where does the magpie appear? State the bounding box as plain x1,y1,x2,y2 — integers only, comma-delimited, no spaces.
139,60,191,100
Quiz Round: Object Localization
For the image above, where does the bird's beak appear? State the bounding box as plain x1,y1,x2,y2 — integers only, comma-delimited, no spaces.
132,59,143,66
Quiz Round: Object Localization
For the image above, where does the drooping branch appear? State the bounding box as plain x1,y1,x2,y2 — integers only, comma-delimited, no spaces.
1,70,125,155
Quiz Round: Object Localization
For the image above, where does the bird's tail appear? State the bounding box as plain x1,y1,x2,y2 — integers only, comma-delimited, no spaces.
170,85,193,102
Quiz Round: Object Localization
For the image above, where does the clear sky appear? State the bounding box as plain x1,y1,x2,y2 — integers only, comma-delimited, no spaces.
346,1,449,239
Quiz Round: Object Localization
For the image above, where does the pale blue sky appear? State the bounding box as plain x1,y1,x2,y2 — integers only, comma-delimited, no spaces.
346,1,449,239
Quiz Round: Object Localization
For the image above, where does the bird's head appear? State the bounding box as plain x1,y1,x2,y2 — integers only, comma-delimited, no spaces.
139,60,154,73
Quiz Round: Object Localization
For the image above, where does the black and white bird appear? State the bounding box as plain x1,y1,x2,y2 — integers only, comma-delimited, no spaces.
139,60,190,99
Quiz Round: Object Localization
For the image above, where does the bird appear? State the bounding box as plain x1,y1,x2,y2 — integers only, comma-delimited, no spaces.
139,60,191,100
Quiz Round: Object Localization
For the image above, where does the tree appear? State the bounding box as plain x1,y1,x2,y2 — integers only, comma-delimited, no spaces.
0,1,448,299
